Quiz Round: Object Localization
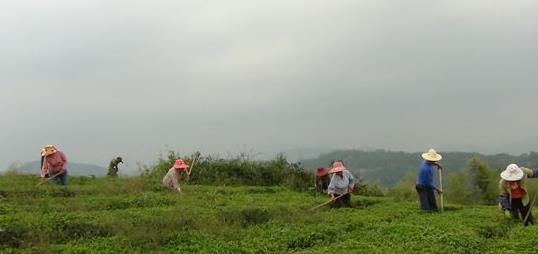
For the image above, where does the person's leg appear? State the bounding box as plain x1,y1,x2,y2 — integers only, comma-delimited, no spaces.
58,172,67,190
343,193,352,208
511,198,522,220
330,194,344,208
416,185,428,211
522,202,534,226
330,199,340,208
426,188,438,212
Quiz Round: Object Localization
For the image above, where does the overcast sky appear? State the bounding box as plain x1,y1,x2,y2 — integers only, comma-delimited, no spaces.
2,0,538,170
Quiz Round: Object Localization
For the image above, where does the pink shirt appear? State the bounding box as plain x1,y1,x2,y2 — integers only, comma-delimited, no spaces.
42,151,67,176
162,167,180,189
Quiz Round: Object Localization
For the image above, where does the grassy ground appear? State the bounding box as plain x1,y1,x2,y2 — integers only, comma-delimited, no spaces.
1,173,537,253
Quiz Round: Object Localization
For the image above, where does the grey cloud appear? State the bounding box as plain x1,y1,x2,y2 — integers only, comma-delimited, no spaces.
2,1,538,170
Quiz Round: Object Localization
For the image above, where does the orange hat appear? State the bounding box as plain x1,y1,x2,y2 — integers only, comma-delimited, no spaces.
316,167,328,177
173,159,190,170
329,162,346,173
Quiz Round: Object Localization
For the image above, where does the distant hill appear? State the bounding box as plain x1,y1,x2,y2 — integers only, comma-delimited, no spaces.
300,149,538,187
279,146,333,162
11,160,107,176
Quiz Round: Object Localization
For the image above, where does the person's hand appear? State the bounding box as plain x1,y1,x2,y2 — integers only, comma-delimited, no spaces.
437,189,443,194
435,163,444,170
504,210,511,218
347,187,354,193
330,194,335,200
176,187,182,193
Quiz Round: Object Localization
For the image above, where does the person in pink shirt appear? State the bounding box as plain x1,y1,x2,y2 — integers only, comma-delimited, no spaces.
162,159,190,193
41,145,68,188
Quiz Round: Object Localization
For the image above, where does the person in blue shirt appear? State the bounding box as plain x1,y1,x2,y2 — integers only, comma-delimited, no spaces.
416,149,443,212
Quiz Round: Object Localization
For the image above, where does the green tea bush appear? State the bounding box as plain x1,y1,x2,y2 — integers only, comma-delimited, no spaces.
220,208,272,227
139,152,313,192
4,160,538,253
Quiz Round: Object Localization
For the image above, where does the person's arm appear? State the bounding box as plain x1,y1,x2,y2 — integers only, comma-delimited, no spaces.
346,171,355,192
426,166,440,192
498,180,511,211
58,151,67,174
327,176,336,198
522,167,538,178
172,171,181,192
40,157,48,177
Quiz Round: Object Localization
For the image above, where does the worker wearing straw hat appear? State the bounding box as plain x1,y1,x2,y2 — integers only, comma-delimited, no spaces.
327,161,355,208
416,149,443,212
499,164,538,226
40,145,68,188
162,159,190,193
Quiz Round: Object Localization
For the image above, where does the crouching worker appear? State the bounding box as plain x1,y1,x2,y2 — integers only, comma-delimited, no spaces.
499,164,538,226
315,167,330,193
327,162,355,208
40,145,68,189
162,159,190,193
107,156,123,177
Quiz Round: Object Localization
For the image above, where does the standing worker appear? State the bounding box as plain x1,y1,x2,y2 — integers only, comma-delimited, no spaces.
162,159,190,193
107,156,123,177
315,167,330,193
40,145,68,189
327,161,355,208
416,149,443,212
499,164,538,226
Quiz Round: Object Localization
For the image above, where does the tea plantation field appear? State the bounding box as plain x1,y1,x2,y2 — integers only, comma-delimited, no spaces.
1,173,537,253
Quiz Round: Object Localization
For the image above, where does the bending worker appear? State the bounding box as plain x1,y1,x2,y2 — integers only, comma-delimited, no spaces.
499,164,538,226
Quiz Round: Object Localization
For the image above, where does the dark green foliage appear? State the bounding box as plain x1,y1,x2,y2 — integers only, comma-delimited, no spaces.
386,173,416,201
301,149,538,187
220,208,272,227
445,158,499,205
3,158,538,253
139,152,314,192
354,178,385,197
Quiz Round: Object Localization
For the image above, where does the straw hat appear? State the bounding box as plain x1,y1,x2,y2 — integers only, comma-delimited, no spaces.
41,145,57,157
500,164,524,181
173,159,189,170
316,167,328,177
421,149,442,162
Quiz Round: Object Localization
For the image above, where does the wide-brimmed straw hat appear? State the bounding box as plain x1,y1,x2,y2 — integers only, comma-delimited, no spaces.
41,145,57,157
173,159,190,170
500,164,524,181
316,167,328,177
422,149,442,162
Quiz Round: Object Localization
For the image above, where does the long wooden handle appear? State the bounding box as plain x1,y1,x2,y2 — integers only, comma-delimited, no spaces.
439,168,444,212
36,171,63,186
523,189,538,225
187,154,199,175
310,193,348,211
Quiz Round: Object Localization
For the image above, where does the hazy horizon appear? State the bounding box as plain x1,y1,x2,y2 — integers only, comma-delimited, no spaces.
2,1,538,171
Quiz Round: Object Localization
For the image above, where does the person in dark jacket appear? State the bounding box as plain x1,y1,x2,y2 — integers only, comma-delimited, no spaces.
416,149,443,212
315,167,330,193
107,157,123,177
